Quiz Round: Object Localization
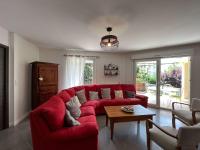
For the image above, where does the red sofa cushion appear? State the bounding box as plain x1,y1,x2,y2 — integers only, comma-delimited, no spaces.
81,100,100,108
65,88,75,97
78,115,97,124
73,85,85,92
80,106,95,117
40,96,65,131
58,90,71,103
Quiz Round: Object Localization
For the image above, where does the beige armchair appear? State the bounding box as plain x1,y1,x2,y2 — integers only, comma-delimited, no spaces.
146,119,200,150
172,98,200,128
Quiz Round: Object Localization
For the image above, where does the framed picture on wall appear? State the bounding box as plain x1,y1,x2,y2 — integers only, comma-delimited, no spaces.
104,64,119,76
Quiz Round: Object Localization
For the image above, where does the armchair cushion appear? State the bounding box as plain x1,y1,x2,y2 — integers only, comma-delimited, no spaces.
149,126,178,150
172,109,200,124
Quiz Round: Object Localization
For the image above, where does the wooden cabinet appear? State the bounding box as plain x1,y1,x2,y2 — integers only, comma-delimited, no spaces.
31,62,58,109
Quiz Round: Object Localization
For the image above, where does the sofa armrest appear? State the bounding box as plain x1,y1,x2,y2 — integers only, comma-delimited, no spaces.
135,94,148,101
48,122,98,142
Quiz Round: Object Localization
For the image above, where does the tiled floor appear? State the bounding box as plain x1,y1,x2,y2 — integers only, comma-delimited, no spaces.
0,108,184,150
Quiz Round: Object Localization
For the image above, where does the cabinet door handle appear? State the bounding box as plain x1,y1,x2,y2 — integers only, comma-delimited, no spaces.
38,77,43,81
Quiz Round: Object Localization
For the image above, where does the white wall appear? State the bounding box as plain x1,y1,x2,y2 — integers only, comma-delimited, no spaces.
0,26,9,46
39,49,130,91
191,49,200,99
13,34,39,125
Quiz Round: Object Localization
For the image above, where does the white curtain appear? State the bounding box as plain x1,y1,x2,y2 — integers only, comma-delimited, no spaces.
65,56,86,88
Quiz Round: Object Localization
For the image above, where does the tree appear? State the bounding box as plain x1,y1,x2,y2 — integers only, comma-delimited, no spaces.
84,63,93,84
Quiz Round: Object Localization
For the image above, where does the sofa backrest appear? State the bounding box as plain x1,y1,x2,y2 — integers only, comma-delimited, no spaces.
58,84,136,102
30,95,66,133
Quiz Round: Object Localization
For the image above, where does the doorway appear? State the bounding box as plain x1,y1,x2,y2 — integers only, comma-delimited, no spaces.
0,44,9,130
135,56,191,109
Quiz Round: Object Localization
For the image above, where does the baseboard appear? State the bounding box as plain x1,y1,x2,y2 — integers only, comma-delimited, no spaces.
14,112,29,126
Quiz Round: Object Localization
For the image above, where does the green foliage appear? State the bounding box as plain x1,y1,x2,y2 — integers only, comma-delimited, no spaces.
136,67,156,84
148,75,156,84
84,63,93,84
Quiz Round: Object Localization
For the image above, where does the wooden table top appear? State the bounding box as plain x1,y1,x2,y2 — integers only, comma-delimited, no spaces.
104,105,156,118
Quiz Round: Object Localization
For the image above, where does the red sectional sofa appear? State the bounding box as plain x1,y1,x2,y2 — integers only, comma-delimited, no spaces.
30,84,148,150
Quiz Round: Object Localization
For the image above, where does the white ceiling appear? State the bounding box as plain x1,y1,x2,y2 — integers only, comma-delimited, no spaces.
0,0,200,51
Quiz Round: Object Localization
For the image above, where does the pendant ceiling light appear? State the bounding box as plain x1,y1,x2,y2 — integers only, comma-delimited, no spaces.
100,27,119,49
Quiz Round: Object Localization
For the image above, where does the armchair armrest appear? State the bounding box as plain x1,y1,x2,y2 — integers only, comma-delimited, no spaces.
172,102,191,110
191,98,200,112
48,122,98,142
135,94,148,101
146,119,178,139
192,110,200,124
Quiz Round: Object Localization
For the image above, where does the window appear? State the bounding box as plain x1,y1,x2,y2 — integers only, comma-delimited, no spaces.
84,59,94,84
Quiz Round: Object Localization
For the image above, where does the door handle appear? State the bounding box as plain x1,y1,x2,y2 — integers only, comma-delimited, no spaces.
38,77,43,81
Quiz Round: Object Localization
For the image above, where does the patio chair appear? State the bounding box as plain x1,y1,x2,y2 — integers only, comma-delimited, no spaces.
146,119,200,150
172,98,200,128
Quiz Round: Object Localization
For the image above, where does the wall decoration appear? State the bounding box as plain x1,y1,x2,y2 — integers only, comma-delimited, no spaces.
104,64,119,76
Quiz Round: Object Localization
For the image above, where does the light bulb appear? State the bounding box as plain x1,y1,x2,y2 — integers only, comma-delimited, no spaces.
107,43,111,47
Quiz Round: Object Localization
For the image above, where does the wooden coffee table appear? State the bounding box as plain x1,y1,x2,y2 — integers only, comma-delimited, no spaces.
104,105,156,140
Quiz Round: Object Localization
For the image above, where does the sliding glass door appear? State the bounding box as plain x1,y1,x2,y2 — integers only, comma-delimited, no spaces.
136,60,158,106
135,56,191,109
160,57,190,108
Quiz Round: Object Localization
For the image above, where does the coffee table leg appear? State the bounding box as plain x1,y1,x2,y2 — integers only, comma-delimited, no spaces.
106,115,108,126
149,116,153,128
137,120,140,125
110,119,114,140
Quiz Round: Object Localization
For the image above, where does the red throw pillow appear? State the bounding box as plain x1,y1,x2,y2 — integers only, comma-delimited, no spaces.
41,96,65,131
